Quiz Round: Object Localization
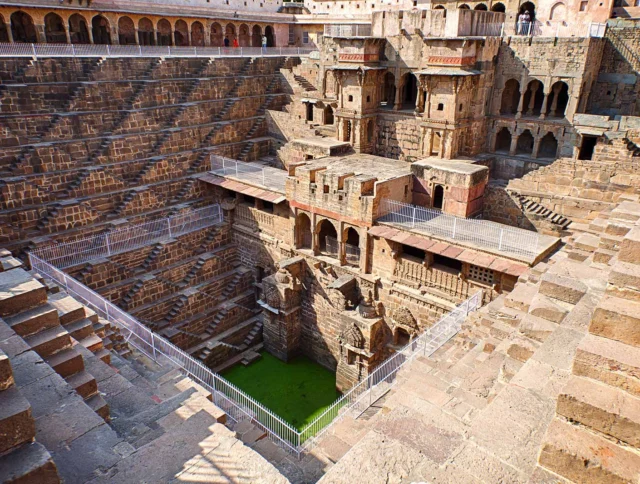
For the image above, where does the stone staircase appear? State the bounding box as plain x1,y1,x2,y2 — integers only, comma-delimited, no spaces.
515,194,571,231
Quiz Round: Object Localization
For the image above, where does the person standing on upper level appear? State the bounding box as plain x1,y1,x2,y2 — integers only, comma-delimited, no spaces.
233,38,239,48
262,35,267,54
224,36,230,47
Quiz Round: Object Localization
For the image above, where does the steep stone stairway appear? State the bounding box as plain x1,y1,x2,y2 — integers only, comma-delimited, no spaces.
515,194,571,231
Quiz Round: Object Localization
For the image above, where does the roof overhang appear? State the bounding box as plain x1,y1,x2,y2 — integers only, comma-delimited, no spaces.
199,173,286,204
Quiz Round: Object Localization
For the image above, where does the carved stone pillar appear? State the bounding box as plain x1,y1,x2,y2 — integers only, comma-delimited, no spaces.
5,23,13,43
549,83,562,117
393,82,402,110
509,135,519,155
526,82,539,115
539,90,550,119
515,87,526,119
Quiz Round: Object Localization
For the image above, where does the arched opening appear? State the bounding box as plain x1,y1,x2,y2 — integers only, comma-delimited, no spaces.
381,72,395,108
224,23,236,46
345,227,360,266
91,15,111,45
474,3,488,9
210,22,222,46
550,2,566,20
434,4,446,7
367,120,374,142
251,25,261,47
69,14,89,44
325,106,334,125
318,219,338,256
433,185,445,210
191,21,204,46
0,16,8,43
500,79,520,115
239,24,250,47
45,13,66,43
297,213,312,249
11,11,37,43
522,79,545,116
491,2,506,11
174,20,189,46
157,19,172,46
516,129,535,155
265,25,275,47
546,81,569,118
117,16,136,45
459,4,471,8
138,18,154,46
402,73,418,110
495,127,512,152
517,2,536,34
394,327,411,346
539,132,558,159
306,102,314,122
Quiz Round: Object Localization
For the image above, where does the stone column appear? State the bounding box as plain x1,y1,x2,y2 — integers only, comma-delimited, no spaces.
311,213,319,255
34,24,46,43
509,135,519,155
393,82,402,110
5,23,13,42
532,136,541,158
424,128,433,156
415,81,424,114
87,26,94,44
515,87,526,119
526,82,539,116
204,24,211,46
64,26,72,44
111,26,119,45
134,28,139,45
549,83,561,117
359,233,367,273
539,90,550,119
423,83,431,119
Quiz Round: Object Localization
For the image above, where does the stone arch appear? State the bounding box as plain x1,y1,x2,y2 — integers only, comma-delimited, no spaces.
69,14,89,44
157,19,172,46
516,129,535,155
91,15,111,45
238,23,250,47
265,25,275,47
45,12,66,43
345,226,360,246
433,184,445,209
495,127,511,152
344,226,360,265
459,4,471,8
225,23,236,44
491,2,506,11
296,212,312,249
550,2,566,20
11,11,37,43
500,79,520,115
210,22,223,46
191,21,204,47
401,72,418,109
174,19,189,46
117,16,136,45
342,323,364,349
434,4,446,7
325,105,334,125
382,71,396,107
519,1,536,21
523,79,545,116
474,3,488,9
546,81,569,118
394,327,411,346
251,25,261,47
138,18,154,46
0,15,8,43
317,219,338,255
539,132,558,159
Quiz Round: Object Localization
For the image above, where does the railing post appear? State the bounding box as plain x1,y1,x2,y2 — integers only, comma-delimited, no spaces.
151,332,157,360
498,229,504,251
31,43,37,60
167,218,173,239
411,206,416,228
452,218,457,239
139,44,142,55
106,45,111,57
71,44,76,57
105,233,112,256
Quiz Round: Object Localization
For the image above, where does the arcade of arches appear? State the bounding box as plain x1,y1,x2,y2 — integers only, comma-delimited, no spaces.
0,8,278,47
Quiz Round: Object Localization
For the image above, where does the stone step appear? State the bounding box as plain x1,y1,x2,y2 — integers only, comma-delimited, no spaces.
0,349,13,391
62,317,95,341
79,334,104,353
607,260,640,302
0,386,35,454
23,325,72,358
48,293,88,326
590,295,640,348
620,227,640,264
0,269,47,318
86,393,110,422
504,283,538,312
44,347,84,378
539,418,640,484
94,347,111,364
574,333,640,397
539,273,587,305
3,303,59,338
557,375,640,447
0,441,60,484
65,369,98,399
528,293,570,323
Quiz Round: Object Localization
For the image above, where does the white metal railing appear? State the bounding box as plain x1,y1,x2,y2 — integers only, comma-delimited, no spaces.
28,253,302,455
30,205,223,269
324,236,340,257
511,21,606,38
298,290,482,449
377,198,540,259
210,154,288,192
29,247,481,456
324,236,360,265
323,24,373,38
0,43,317,59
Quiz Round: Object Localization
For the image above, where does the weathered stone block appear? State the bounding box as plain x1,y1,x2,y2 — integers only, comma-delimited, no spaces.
539,273,586,305
590,295,640,348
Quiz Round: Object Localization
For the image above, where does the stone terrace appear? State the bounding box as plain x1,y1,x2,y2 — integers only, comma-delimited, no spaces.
0,251,286,484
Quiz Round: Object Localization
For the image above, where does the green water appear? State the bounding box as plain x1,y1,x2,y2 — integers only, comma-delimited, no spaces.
222,352,339,430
